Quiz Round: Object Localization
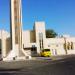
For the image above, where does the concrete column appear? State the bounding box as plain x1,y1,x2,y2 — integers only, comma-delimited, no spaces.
10,0,23,56
10,0,16,51
1,30,6,58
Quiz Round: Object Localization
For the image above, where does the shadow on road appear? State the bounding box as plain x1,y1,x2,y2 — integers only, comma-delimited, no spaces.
0,57,75,75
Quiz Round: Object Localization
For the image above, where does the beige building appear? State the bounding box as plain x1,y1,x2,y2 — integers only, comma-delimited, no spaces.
0,0,75,61
0,22,75,61
23,22,75,56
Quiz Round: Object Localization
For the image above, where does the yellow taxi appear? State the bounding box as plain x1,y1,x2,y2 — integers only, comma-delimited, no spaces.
40,49,51,57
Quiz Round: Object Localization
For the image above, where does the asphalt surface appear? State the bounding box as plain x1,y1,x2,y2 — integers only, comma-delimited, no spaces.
0,56,75,75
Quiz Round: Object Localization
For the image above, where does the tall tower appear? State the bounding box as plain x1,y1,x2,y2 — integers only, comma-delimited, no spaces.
10,0,22,56
3,0,31,61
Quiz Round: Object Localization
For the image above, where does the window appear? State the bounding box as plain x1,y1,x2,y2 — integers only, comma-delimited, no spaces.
67,42,70,50
71,42,74,50
66,42,74,50
42,39,44,48
44,49,50,51
32,45,35,48
39,33,43,40
39,33,43,50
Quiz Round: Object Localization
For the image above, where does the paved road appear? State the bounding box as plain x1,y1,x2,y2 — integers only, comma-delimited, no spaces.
0,57,75,75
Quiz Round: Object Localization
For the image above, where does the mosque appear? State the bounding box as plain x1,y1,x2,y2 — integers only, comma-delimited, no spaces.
0,0,75,61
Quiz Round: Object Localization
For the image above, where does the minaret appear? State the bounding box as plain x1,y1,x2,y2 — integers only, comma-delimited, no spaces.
10,0,22,56
3,0,31,61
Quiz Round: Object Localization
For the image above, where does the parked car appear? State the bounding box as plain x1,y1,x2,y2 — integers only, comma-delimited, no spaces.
40,49,51,57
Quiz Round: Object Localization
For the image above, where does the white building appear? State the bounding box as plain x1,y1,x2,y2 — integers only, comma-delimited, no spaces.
0,0,75,61
0,22,75,61
23,22,75,56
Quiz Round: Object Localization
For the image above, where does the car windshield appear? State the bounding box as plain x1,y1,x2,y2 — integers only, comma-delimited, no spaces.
44,49,50,51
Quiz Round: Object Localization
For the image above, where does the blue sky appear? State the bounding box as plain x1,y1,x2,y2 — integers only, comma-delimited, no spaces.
0,0,75,36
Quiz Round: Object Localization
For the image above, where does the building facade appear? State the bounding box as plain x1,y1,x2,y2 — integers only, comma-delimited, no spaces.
0,0,75,61
0,22,75,60
23,22,75,56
